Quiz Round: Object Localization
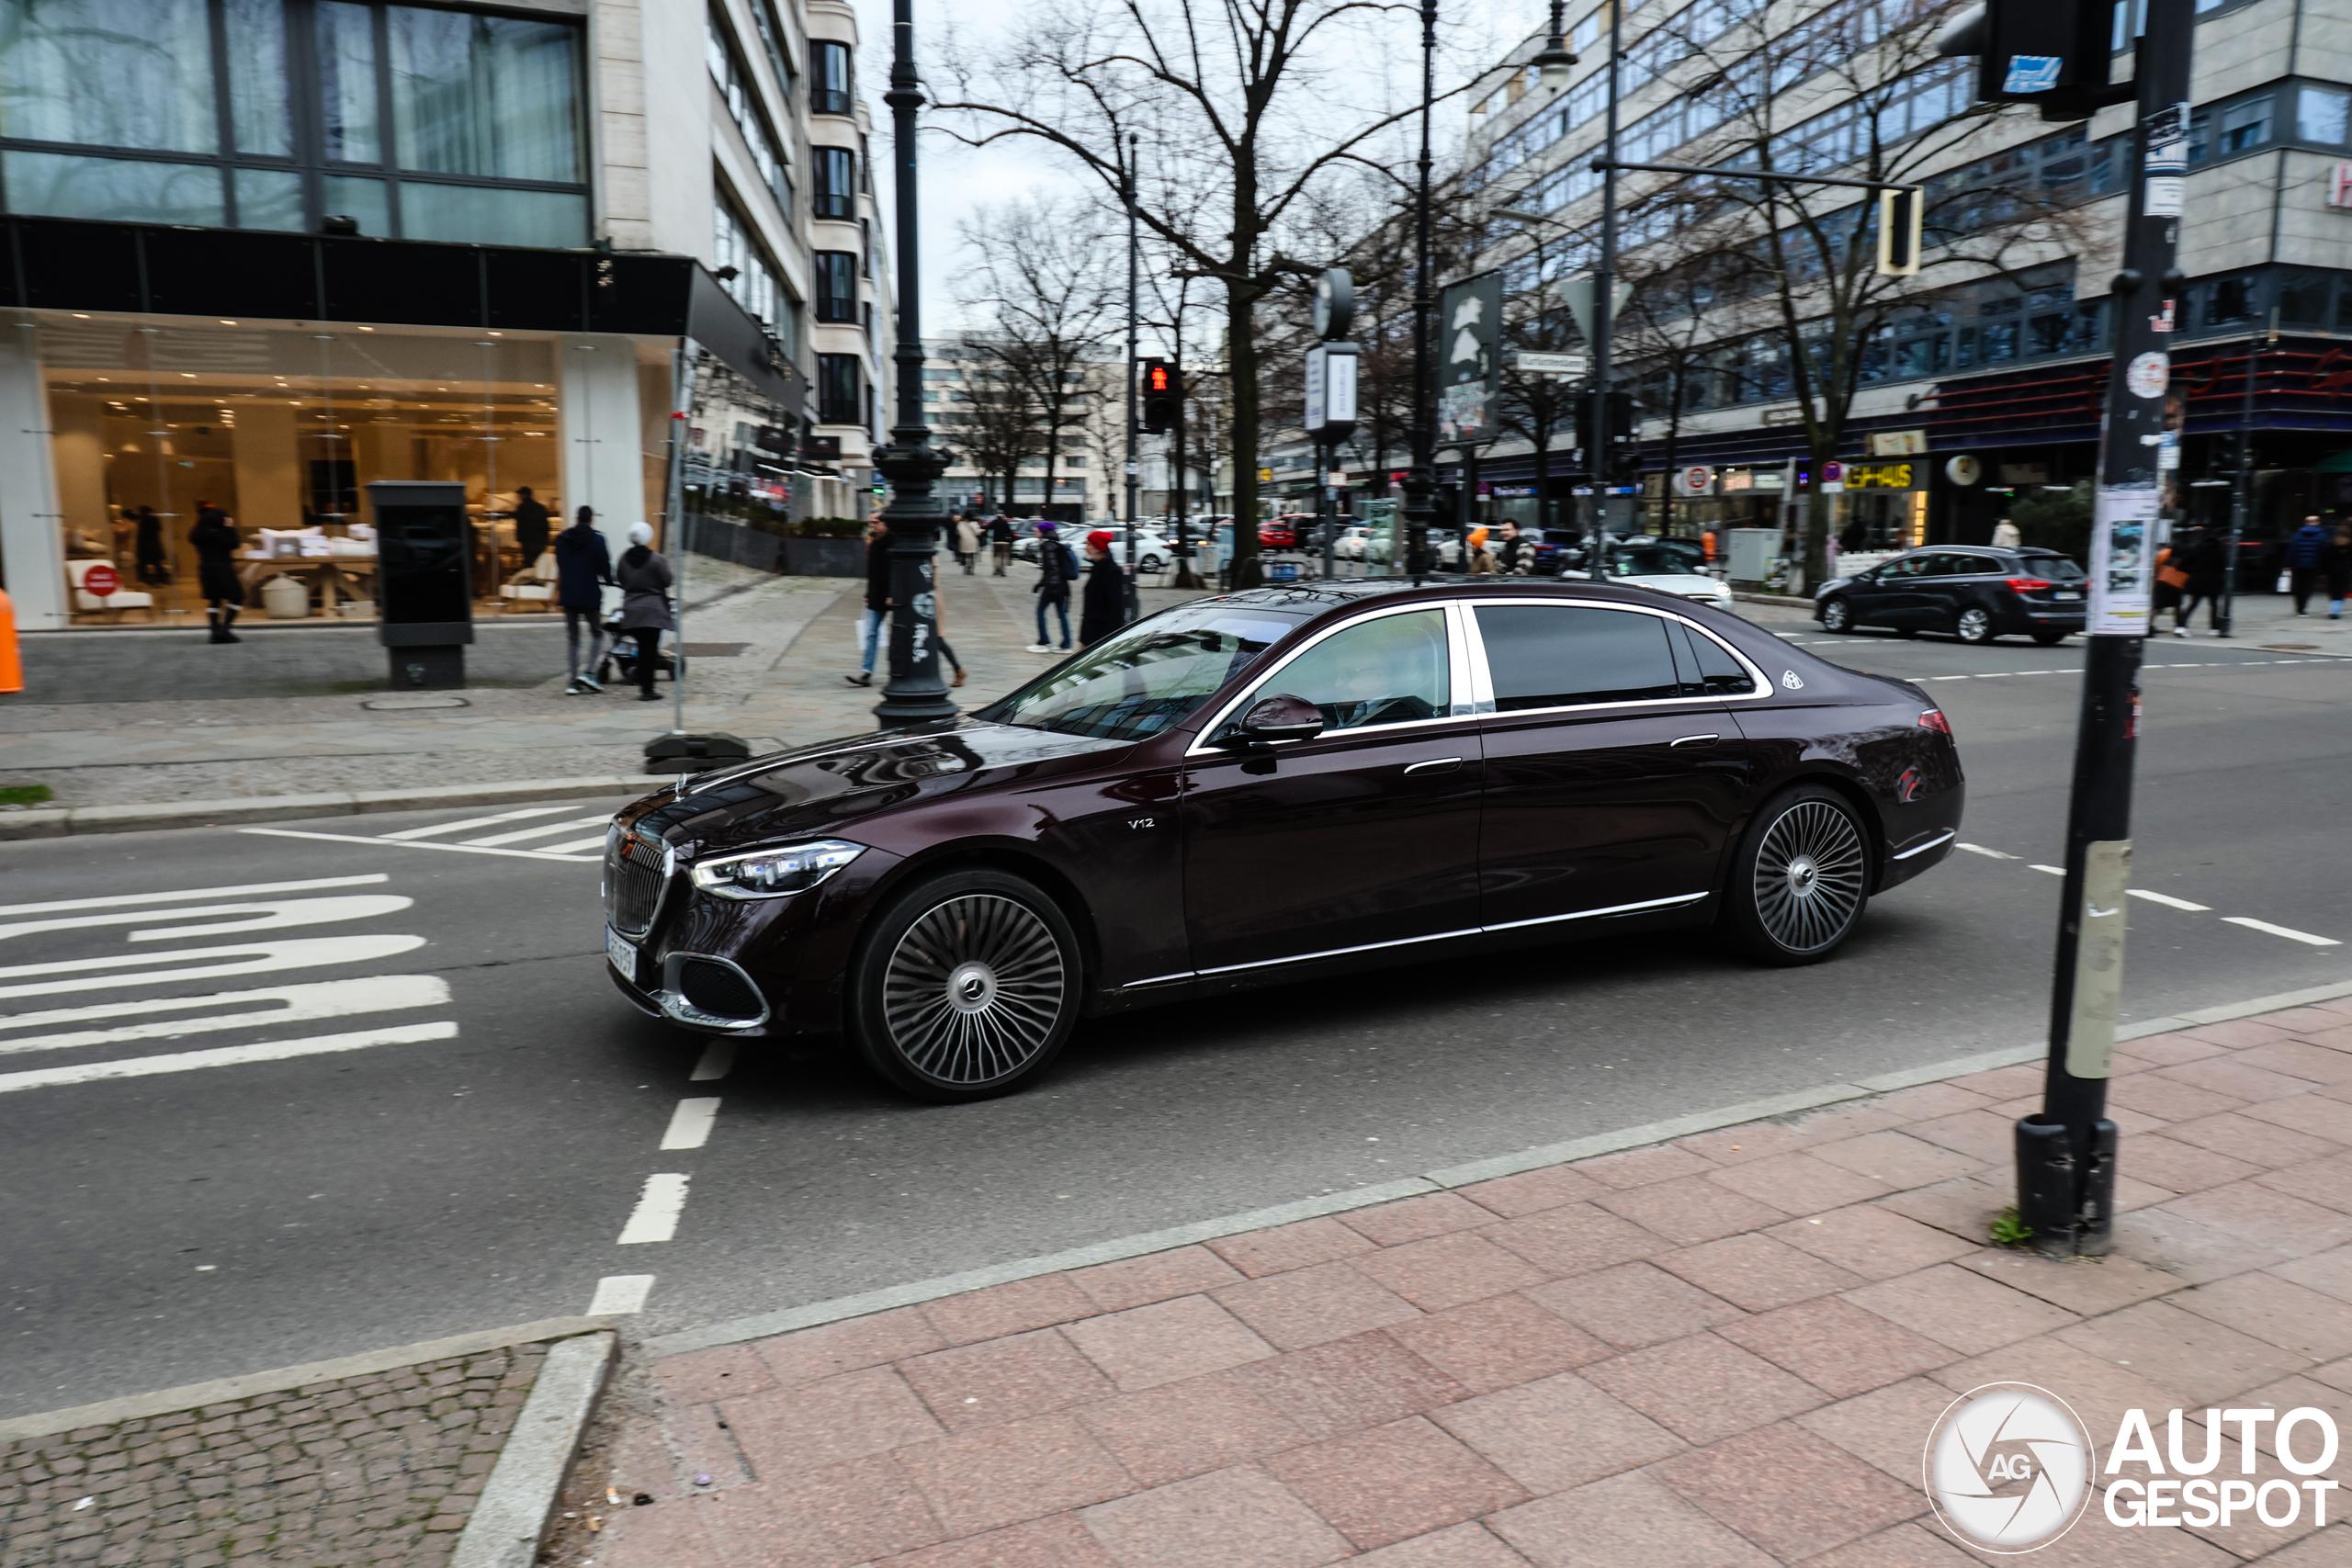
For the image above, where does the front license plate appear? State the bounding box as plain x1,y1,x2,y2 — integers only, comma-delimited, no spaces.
2053,591,2081,601
606,927,639,979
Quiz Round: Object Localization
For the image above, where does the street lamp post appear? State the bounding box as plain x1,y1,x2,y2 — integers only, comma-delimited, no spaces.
872,0,956,729
1401,0,1438,584
2219,308,2275,638
1586,0,1622,583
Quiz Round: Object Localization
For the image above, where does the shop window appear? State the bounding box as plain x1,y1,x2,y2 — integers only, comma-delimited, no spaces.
812,40,854,115
818,355,863,425
813,146,855,218
814,251,858,322
2278,272,2333,325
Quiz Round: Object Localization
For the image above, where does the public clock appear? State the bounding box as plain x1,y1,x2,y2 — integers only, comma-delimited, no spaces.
1312,267,1354,342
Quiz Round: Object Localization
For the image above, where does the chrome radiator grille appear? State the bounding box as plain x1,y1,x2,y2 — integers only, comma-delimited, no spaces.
605,829,670,936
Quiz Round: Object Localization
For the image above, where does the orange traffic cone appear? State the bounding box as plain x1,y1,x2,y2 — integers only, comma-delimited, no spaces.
0,588,20,694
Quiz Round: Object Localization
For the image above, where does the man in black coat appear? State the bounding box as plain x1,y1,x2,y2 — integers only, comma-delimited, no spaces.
1078,529,1127,649
554,505,615,692
513,486,551,569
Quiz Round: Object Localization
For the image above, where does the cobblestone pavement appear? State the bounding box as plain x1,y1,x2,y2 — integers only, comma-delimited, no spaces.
0,1344,544,1568
573,994,2352,1566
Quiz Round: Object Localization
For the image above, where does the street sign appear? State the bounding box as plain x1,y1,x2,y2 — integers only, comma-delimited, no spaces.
1820,459,1846,493
1674,465,1713,496
1514,351,1589,378
1304,343,1359,439
82,562,120,598
1556,276,1633,349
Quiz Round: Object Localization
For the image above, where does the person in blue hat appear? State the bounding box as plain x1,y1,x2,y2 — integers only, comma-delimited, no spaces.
1027,519,1077,652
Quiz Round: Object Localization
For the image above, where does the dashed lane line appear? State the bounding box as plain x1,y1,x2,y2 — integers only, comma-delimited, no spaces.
2222,917,2342,948
659,1098,723,1152
616,1174,691,1245
1957,843,2018,859
1974,851,2336,948
0,1021,458,1094
587,1276,655,1315
2130,889,2212,912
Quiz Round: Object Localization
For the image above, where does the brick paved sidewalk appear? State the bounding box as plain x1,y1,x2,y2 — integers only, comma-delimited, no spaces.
0,1342,548,1568
574,997,2352,1567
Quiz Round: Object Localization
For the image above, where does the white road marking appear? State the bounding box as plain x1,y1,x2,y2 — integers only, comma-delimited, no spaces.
378,806,578,840
534,836,612,856
1958,843,2018,860
0,976,450,1056
460,816,610,849
617,1174,690,1245
660,1098,722,1151
0,896,412,945
690,1041,737,1082
0,935,426,1001
2129,889,2212,912
2030,863,2065,876
588,1275,655,1315
0,1021,458,1094
2222,917,2341,948
0,874,388,919
240,828,601,863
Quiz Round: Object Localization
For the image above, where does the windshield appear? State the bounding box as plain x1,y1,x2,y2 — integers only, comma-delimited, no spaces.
975,601,1312,740
1610,546,1699,578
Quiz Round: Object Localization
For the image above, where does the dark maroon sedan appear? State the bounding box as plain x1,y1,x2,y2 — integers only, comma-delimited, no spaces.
604,581,1963,1100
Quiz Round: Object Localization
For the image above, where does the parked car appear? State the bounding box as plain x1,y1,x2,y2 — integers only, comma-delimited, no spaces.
1814,547,2086,645
604,580,1963,1100
1333,525,1375,560
1607,542,1736,612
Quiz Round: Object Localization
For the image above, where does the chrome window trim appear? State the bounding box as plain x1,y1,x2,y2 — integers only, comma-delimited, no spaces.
1183,601,1473,758
1462,595,1773,720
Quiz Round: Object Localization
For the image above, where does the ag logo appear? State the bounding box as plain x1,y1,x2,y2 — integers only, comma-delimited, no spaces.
1925,1382,2095,1552
1781,670,1804,690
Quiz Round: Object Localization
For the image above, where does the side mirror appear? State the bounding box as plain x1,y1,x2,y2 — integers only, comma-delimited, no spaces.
1219,693,1324,747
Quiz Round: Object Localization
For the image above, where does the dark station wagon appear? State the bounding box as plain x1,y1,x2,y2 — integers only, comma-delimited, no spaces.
604,581,1965,1100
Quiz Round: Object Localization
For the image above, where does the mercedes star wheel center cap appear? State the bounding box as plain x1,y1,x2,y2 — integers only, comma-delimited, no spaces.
947,963,998,1012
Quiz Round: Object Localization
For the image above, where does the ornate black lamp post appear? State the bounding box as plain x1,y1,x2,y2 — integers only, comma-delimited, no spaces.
1400,0,1438,583
872,0,956,729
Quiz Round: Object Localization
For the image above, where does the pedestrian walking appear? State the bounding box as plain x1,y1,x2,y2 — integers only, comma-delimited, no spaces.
953,512,981,575
1078,529,1126,648
188,500,243,643
848,514,890,686
2324,523,2352,620
554,504,613,693
1991,517,2022,548
512,485,551,571
2177,528,2227,637
132,504,168,585
2153,539,2189,634
615,522,673,702
1027,521,1075,652
989,513,1014,575
1494,519,1531,575
2288,514,2329,613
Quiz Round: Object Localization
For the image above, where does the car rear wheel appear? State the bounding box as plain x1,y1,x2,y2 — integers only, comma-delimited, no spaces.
2031,629,2067,646
848,869,1081,1101
1724,785,1871,965
1955,605,1996,644
1819,597,1854,633
1140,553,1164,574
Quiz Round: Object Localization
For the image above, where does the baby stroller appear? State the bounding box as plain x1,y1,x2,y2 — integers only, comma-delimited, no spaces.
597,612,680,688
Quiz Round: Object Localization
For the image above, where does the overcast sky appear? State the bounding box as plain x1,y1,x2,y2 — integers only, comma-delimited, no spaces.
850,0,1532,333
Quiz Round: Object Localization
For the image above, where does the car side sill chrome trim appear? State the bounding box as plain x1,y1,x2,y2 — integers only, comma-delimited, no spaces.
1890,829,1958,862
1479,892,1711,934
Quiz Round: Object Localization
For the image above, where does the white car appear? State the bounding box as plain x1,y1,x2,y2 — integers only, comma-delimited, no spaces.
1607,542,1736,610
1107,526,1178,574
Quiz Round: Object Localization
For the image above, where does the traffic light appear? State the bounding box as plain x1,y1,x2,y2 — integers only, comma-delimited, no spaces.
1575,390,1637,480
1876,186,1923,276
1138,358,1182,432
1936,0,2123,120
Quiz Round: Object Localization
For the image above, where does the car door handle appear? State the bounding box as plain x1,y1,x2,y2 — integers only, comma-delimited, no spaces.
1669,733,1720,748
1403,757,1464,775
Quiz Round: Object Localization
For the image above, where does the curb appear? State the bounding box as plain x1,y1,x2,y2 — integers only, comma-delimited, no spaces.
0,1314,615,1444
449,1332,617,1568
0,775,650,841
645,972,2352,1359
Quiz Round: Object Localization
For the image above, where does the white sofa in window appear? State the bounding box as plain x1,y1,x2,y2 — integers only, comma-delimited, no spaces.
67,558,157,621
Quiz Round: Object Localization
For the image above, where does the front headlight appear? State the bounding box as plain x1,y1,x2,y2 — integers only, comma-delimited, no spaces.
689,840,865,899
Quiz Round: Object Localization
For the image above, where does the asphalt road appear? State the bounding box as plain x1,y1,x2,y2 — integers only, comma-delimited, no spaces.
5,615,2348,1417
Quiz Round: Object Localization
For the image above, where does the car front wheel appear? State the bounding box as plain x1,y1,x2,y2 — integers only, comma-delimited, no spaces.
1140,553,1164,574
1955,605,1996,644
1724,785,1871,965
847,869,1082,1101
1819,597,1854,633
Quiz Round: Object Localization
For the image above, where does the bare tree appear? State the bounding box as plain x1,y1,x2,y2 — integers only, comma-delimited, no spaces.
953,354,1040,512
937,0,1454,583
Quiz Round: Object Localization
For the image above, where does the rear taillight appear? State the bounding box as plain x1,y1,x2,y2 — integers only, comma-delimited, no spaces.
2004,577,2052,593
1918,709,1951,735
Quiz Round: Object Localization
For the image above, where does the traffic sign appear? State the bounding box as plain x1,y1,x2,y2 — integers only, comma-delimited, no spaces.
1820,459,1846,493
82,562,120,598
1675,465,1713,496
1514,351,1589,378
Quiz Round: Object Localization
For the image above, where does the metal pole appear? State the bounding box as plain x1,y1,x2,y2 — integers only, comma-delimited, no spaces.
1173,331,1202,588
1320,440,1339,580
2219,308,2272,637
1586,0,1621,582
1401,0,1437,586
1124,135,1141,608
664,347,693,737
873,0,955,728
2017,0,2191,1256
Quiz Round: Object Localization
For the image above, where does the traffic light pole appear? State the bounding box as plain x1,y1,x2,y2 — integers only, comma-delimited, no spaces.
2016,0,2192,1255
1585,0,1622,583
1122,133,1142,623
1401,0,1438,586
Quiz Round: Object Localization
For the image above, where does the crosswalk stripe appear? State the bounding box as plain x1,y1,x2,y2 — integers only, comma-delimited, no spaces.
460,816,610,849
535,836,612,856
0,976,450,1056
0,934,426,1001
240,828,603,863
379,806,578,840
0,1021,458,1095
0,875,388,919
0,895,411,945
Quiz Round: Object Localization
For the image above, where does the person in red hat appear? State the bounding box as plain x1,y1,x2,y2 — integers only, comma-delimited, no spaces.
1078,527,1128,649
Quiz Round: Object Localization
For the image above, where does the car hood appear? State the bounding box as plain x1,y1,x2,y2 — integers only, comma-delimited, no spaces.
619,720,1134,852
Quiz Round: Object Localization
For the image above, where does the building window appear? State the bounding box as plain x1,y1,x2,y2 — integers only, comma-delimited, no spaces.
818,354,863,425
811,39,853,116
813,145,854,219
707,9,790,208
2219,96,2272,153
715,194,789,335
814,251,858,321
0,0,589,245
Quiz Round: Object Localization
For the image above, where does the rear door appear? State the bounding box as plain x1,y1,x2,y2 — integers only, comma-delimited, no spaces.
1468,600,1760,931
1930,550,2001,628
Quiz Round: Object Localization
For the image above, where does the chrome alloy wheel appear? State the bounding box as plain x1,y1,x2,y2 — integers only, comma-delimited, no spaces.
1956,605,1993,643
1752,799,1868,953
881,894,1067,1086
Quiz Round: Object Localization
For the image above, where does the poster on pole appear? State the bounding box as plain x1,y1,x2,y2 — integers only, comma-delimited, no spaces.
2087,484,2157,636
1436,273,1503,445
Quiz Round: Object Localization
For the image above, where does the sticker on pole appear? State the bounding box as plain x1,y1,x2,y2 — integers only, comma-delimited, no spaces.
2087,485,2157,637
2124,353,2169,400
2003,55,2064,94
